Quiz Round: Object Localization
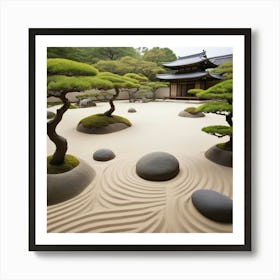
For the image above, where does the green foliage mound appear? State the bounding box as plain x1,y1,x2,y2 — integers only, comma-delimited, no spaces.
47,75,113,93
184,107,198,114
196,102,232,114
196,79,233,100
97,72,139,89
47,58,99,76
202,125,232,137
124,73,148,82
209,62,233,79
187,88,204,95
47,154,79,174
78,114,132,129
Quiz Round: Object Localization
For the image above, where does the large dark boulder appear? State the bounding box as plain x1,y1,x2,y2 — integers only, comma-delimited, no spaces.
191,189,232,223
93,149,116,161
47,159,95,206
205,145,233,167
136,152,180,181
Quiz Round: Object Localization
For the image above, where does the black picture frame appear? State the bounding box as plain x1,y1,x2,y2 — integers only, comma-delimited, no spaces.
29,28,251,251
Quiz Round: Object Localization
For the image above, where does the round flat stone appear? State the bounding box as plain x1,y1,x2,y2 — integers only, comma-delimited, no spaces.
136,152,180,181
128,108,137,113
191,189,232,223
93,149,116,161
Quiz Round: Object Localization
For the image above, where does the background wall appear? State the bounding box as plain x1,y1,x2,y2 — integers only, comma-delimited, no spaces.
1,0,280,279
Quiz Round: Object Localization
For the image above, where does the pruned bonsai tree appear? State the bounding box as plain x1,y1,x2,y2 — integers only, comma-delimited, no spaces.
77,72,140,134
123,73,148,102
192,62,233,166
98,72,140,116
123,73,168,102
145,81,168,101
47,58,113,170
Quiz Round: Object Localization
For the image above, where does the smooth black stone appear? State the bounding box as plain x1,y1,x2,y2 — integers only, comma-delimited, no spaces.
93,149,116,161
191,189,232,223
136,152,180,181
128,108,137,113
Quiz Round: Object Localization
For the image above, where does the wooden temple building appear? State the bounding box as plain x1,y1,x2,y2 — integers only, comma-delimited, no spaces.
156,50,232,99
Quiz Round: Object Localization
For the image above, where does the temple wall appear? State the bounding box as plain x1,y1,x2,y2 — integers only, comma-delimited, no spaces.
170,83,177,98
47,87,170,103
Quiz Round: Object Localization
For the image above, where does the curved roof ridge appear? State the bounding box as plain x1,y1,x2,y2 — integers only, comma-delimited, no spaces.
208,53,233,60
177,51,206,60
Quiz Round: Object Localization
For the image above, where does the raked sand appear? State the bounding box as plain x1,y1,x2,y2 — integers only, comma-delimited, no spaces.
47,100,232,233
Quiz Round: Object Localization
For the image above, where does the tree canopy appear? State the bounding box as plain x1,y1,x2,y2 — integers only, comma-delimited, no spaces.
94,56,165,81
143,47,177,65
47,47,140,64
47,58,99,76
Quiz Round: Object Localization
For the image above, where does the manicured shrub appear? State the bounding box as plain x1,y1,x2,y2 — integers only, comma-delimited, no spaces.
184,107,197,114
202,125,232,137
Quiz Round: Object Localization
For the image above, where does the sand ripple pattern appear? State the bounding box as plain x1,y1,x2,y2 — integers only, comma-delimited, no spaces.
48,156,232,233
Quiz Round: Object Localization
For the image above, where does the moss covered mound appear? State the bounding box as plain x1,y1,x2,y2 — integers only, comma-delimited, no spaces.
178,107,205,118
47,154,80,174
217,142,232,151
47,159,95,206
184,107,197,114
77,114,132,134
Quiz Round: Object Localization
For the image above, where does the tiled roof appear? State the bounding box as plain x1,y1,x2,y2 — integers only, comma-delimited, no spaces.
162,51,207,68
162,51,232,68
208,54,233,66
156,72,208,80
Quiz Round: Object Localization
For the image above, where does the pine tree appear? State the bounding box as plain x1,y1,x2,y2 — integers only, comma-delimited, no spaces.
194,62,233,151
47,58,113,165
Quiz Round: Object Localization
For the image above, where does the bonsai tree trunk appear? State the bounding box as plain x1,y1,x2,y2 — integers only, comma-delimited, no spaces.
129,89,138,102
47,92,70,165
104,88,120,117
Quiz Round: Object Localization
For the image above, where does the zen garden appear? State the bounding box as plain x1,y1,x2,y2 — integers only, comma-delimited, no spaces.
47,47,233,233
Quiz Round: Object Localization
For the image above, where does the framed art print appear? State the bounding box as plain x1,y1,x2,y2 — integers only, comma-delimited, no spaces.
29,28,251,251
